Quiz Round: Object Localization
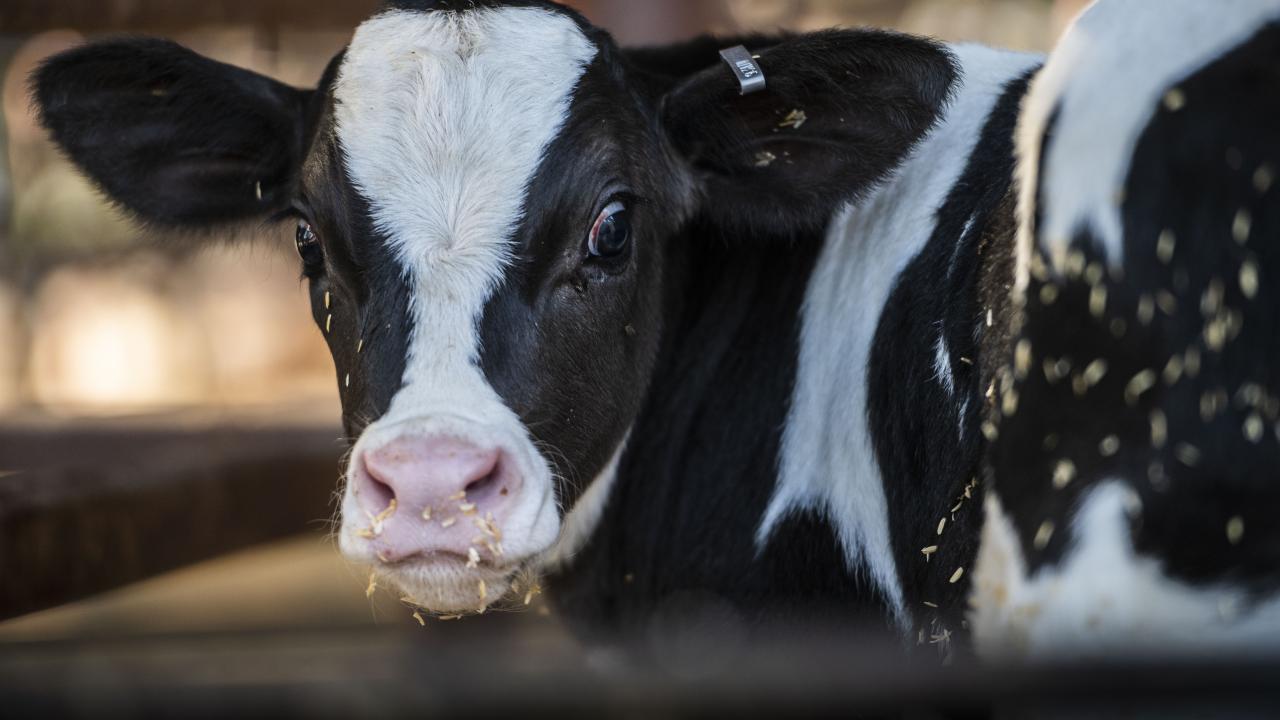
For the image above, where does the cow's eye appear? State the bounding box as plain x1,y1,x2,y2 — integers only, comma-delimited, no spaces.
295,221,324,275
587,201,630,260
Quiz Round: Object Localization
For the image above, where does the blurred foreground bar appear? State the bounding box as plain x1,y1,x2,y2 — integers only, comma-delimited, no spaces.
2,627,1279,717
0,413,342,620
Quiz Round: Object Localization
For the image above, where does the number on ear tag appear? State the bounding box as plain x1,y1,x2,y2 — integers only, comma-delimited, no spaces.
719,45,766,95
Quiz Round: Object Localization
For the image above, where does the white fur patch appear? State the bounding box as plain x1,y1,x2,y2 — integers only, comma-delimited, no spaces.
972,484,1280,659
1014,0,1280,291
333,8,597,573
758,44,1043,632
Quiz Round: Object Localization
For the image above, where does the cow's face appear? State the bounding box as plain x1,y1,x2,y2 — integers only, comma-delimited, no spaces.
33,0,954,611
310,6,679,610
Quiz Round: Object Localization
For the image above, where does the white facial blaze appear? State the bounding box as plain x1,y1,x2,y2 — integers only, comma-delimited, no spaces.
333,8,596,574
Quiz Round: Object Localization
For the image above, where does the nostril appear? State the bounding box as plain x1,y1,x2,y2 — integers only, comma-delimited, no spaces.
358,455,397,515
463,457,503,505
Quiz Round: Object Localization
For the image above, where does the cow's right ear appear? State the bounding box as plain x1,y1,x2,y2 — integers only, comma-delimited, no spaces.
31,38,313,228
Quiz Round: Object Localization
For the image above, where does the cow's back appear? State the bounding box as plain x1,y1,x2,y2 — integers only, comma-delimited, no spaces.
974,0,1280,656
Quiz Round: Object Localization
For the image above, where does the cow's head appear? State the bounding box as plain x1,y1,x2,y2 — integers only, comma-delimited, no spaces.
33,1,952,612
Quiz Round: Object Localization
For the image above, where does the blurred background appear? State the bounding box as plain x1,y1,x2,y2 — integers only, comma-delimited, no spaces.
0,1,1132,715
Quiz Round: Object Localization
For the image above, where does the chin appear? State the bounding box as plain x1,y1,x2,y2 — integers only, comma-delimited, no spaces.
378,556,528,614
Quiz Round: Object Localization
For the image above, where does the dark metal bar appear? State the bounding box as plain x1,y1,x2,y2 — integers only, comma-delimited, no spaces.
1,626,1278,717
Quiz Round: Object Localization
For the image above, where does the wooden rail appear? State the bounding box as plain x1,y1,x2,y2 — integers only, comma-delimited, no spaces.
0,417,343,620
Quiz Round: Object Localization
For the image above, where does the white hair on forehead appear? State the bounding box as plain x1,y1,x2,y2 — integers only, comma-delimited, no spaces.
336,7,597,281
332,4,595,387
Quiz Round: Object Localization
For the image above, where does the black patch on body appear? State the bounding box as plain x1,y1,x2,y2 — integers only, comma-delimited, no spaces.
542,33,963,646
864,70,1038,643
988,25,1280,596
548,218,899,644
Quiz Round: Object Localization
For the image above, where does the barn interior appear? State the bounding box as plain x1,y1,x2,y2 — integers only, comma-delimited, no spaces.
2,1,1277,716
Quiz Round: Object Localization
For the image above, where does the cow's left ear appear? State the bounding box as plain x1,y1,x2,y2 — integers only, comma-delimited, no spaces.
31,38,315,229
660,30,956,236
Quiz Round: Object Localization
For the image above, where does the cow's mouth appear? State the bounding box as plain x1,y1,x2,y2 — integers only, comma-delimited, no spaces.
373,553,540,615
338,489,559,614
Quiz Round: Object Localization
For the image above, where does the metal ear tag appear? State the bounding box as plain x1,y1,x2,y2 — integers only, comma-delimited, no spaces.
719,45,766,95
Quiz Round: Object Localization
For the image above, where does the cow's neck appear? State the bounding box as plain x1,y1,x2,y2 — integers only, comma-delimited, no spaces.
548,44,1042,649
547,216,902,642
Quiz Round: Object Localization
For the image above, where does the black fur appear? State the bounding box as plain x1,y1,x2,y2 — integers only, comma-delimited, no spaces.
548,215,898,644
31,39,313,227
988,24,1280,595
298,116,413,443
624,33,788,86
517,30,957,642
661,29,957,238
477,49,678,510
866,70,1038,646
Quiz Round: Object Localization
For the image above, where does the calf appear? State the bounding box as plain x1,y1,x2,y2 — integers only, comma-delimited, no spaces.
30,0,1279,656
